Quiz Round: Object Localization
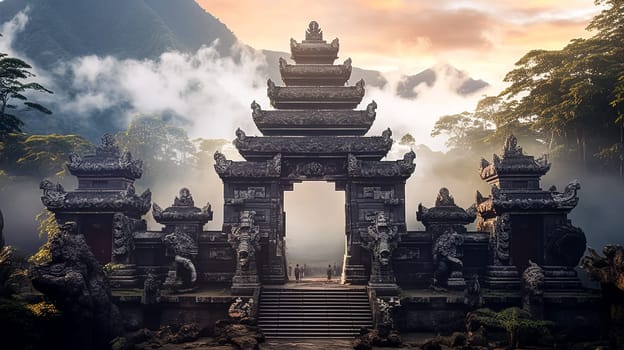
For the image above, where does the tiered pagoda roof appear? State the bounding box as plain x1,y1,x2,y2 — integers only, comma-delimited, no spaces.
216,21,415,180
251,21,378,138
40,134,151,217
476,135,580,216
289,21,339,64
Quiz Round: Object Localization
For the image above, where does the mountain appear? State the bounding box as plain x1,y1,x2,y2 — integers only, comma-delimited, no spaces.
0,0,487,140
396,64,489,99
0,0,237,68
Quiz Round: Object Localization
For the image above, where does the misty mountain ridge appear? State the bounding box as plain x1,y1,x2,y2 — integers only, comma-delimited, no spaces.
396,63,489,99
262,50,488,97
0,0,237,68
0,0,488,141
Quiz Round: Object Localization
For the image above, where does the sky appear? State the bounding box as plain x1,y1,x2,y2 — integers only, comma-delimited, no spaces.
197,0,600,86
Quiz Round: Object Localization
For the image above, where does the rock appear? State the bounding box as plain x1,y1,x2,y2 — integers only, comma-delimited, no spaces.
29,222,122,350
214,319,265,350
170,323,200,344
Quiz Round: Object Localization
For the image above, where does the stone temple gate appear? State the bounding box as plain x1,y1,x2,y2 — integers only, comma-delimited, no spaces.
39,22,588,302
214,21,414,294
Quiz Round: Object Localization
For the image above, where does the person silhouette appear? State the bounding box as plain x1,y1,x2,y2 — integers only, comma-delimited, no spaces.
294,264,300,282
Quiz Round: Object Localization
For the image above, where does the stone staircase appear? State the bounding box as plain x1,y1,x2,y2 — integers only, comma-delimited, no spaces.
257,288,373,338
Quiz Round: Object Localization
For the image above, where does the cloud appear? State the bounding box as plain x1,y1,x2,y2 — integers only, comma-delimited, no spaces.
197,0,597,81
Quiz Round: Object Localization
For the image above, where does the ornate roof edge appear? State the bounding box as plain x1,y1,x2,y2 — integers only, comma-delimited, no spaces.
417,188,477,224
347,148,415,178
152,188,213,224
214,151,282,178
67,133,143,179
40,179,151,214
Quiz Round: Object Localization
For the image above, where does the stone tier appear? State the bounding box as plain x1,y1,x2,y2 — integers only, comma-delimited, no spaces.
233,130,393,161
290,38,339,64
479,134,550,185
67,134,143,181
267,79,364,109
251,100,376,136
279,57,351,86
40,183,151,217
484,265,521,289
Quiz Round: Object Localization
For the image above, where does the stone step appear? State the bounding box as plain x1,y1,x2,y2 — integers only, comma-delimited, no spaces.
258,288,372,338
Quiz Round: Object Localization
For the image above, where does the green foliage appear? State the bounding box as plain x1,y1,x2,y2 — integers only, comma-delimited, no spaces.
28,210,61,266
0,133,94,179
26,301,60,318
432,0,624,175
471,307,553,348
114,116,195,183
0,298,63,350
0,34,53,140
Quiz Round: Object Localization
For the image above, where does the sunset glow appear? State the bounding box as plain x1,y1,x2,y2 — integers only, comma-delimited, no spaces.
197,0,598,84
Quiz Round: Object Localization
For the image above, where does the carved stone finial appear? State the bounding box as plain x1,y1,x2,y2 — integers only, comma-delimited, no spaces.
278,57,287,70
214,151,232,174
267,79,276,96
306,20,323,40
366,100,377,118
398,150,416,174
173,188,194,207
435,187,456,207
235,128,246,141
330,38,339,48
503,134,523,157
251,100,262,118
382,128,392,143
40,179,67,207
355,78,365,93
343,57,352,69
96,133,120,156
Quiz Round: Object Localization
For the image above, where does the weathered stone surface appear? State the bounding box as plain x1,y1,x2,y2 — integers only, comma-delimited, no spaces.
233,128,393,160
153,188,213,224
251,100,376,136
214,319,265,350
280,57,351,86
67,133,143,179
290,21,339,64
267,78,365,109
40,180,151,215
30,222,122,350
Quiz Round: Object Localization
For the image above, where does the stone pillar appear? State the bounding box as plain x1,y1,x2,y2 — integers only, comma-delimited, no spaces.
229,211,262,295
362,212,400,295
152,188,213,292
417,187,476,290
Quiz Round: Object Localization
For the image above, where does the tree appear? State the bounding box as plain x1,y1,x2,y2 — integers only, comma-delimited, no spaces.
0,133,93,179
114,116,196,185
499,0,624,173
398,133,415,147
0,34,53,140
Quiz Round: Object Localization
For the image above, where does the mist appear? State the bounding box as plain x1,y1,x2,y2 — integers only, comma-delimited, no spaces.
1,11,621,260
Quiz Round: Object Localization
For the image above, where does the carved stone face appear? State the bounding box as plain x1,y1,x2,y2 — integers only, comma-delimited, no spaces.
377,235,391,266
237,238,251,268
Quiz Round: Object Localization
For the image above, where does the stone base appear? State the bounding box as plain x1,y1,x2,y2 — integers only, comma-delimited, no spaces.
484,265,520,289
343,264,369,284
261,263,287,284
231,282,261,296
447,273,466,291
543,266,583,290
368,282,399,296
108,264,139,289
